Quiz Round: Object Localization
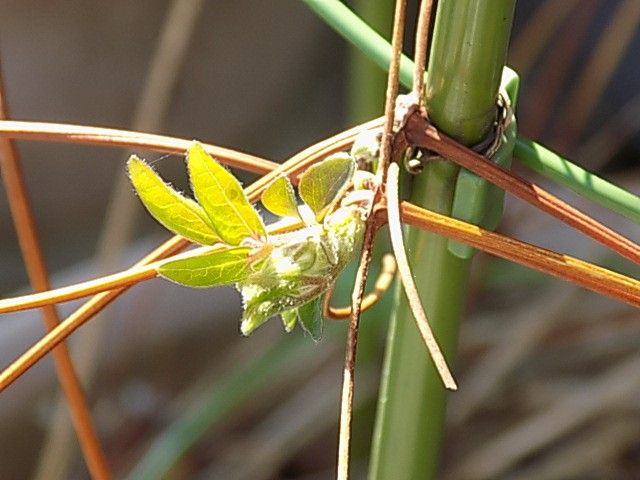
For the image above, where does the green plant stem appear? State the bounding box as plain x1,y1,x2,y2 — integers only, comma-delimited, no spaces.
370,2,516,479
370,163,470,479
515,137,640,224
303,0,640,225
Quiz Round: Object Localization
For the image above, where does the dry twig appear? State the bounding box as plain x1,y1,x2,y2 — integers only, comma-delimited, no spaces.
337,1,407,478
402,111,640,265
0,63,110,478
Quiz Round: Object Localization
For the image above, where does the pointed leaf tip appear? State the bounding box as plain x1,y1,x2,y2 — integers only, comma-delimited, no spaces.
261,176,301,219
297,297,323,341
127,155,220,245
187,142,266,245
299,153,355,221
281,309,298,332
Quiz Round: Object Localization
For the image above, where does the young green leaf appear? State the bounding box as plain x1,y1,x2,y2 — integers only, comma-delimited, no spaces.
158,246,253,287
298,153,356,221
127,156,220,245
261,175,301,219
187,142,266,245
297,297,323,341
281,309,298,333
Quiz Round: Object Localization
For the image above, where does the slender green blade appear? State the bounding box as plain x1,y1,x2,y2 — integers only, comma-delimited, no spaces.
158,246,253,287
298,153,355,221
261,175,301,219
297,297,323,341
127,156,220,245
187,142,266,245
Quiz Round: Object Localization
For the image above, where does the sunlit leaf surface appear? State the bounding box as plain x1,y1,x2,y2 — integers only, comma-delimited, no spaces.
158,246,253,287
261,176,301,219
299,153,355,221
127,156,220,245
187,143,266,245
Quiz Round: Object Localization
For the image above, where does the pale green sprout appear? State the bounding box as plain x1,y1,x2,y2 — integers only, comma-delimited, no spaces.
127,142,370,340
260,175,301,220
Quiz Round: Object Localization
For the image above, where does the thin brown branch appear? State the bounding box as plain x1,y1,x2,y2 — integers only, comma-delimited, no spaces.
323,254,396,319
337,222,376,480
386,162,456,389
0,120,277,174
399,202,640,307
0,117,385,178
403,111,640,265
337,1,407,478
0,66,110,478
374,14,405,182
0,260,159,313
2,197,638,317
0,236,186,392
35,1,206,478
412,0,433,102
0,217,306,315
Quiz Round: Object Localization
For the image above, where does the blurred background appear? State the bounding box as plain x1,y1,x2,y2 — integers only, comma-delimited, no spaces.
0,0,639,478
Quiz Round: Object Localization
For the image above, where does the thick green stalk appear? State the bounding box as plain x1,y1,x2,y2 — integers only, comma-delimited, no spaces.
370,2,516,479
304,0,640,224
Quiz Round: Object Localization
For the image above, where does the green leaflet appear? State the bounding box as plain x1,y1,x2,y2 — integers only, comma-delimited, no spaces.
158,246,253,288
127,156,220,245
281,309,298,332
261,176,301,219
297,297,323,341
279,300,324,339
298,153,355,221
187,142,266,245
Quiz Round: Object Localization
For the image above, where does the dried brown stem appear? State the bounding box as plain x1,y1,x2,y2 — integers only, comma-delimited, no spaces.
2,200,638,317
36,1,207,478
403,111,640,265
399,202,640,307
323,254,396,319
386,162,456,389
337,1,407,478
0,120,276,174
412,0,433,102
0,66,110,478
